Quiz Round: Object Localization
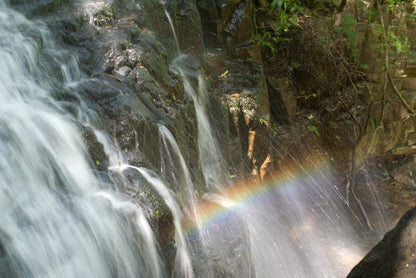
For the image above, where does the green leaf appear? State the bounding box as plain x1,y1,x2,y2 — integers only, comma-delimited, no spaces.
309,125,320,137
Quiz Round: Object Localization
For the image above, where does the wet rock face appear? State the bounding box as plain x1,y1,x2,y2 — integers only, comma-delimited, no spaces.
391,157,416,187
140,0,204,55
205,46,271,178
0,240,17,278
11,0,69,16
77,76,162,168
93,6,115,27
81,127,109,172
348,207,416,278
198,0,255,49
110,168,175,247
221,0,255,49
189,204,255,278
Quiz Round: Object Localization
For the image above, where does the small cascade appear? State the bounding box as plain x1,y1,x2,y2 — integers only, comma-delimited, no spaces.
158,125,219,278
110,164,194,278
163,8,181,54
171,56,228,191
159,125,197,214
93,191,163,278
162,4,228,191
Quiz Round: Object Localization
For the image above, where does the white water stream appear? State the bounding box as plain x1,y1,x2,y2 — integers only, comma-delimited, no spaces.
171,56,228,191
0,3,160,277
109,164,194,278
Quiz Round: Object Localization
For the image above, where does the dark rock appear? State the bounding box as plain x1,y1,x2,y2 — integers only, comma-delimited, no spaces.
11,0,69,17
81,127,109,172
140,0,204,55
206,47,270,177
114,65,132,77
76,76,162,168
188,201,255,277
198,0,216,11
391,157,416,187
138,30,172,87
198,0,255,50
221,0,255,49
109,168,175,248
348,207,416,278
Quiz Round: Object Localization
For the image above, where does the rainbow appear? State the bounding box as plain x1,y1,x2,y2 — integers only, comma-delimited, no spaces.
183,155,333,235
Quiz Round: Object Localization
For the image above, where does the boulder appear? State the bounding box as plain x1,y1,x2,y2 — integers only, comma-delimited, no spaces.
76,75,162,168
348,207,416,278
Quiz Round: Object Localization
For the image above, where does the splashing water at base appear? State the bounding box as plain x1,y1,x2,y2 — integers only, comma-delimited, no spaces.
190,156,383,278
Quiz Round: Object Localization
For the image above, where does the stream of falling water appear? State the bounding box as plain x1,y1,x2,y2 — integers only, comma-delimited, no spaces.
109,164,194,278
159,125,200,222
170,56,229,191
0,2,161,277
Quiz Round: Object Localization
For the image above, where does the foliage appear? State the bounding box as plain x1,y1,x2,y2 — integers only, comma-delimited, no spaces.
254,0,303,56
341,14,361,62
373,2,410,58
268,0,303,35
308,125,320,136
386,29,410,55
387,0,403,11
288,15,364,101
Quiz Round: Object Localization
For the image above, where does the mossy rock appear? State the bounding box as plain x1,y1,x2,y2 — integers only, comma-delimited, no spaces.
93,6,116,27
20,0,69,17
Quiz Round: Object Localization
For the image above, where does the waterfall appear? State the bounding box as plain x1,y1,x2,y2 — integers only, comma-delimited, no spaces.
109,164,194,278
159,125,197,215
171,56,228,191
0,1,390,278
162,4,228,191
163,8,181,55
161,4,380,278
0,4,160,277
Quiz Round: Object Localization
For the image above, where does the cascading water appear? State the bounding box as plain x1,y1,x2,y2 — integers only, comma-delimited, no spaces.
109,164,194,278
163,7,181,55
170,56,228,191
0,3,161,277
159,125,197,214
162,5,386,278
0,0,391,277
